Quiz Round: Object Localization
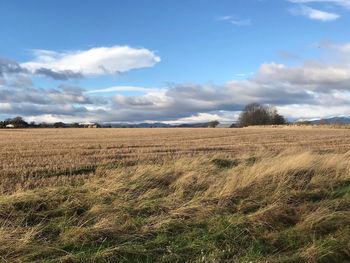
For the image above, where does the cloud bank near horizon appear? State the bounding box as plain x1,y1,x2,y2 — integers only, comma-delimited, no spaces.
1,43,350,123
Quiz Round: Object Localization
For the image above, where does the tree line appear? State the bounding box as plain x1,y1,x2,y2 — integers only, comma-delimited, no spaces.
0,117,84,129
0,103,287,128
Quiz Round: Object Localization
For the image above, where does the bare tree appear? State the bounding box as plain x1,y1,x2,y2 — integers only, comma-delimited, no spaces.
237,103,286,127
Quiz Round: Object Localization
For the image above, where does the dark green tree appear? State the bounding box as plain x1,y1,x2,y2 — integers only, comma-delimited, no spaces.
4,116,29,128
208,120,220,128
53,122,66,128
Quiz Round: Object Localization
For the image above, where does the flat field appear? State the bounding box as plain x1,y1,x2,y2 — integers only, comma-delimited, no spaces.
0,128,349,262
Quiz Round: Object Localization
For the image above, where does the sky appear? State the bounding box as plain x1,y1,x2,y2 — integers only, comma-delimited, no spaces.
1,0,350,123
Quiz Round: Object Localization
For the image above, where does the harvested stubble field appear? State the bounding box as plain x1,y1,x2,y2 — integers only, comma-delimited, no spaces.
0,127,349,263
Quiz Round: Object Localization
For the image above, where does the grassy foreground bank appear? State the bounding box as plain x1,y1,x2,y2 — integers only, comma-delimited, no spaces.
1,151,349,262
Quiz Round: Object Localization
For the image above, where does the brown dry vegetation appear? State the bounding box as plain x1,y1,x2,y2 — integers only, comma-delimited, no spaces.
0,128,349,262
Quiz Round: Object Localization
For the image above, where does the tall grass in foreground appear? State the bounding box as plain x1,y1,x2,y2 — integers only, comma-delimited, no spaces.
0,150,349,262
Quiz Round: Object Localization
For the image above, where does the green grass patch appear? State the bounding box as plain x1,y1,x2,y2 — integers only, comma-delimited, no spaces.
211,158,239,169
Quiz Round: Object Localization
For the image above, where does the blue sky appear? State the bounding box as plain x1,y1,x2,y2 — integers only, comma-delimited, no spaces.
1,0,350,123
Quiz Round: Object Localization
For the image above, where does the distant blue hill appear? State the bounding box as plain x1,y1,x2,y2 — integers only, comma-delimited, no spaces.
105,122,212,128
296,116,350,125
107,122,171,128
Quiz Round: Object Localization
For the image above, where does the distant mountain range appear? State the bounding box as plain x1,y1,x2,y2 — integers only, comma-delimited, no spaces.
108,122,171,128
105,122,212,128
296,116,350,125
101,116,350,128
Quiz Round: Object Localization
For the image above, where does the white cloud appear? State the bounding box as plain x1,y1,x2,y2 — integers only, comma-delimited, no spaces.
167,113,222,124
235,72,254,77
87,86,149,94
231,19,252,26
216,15,233,21
289,5,340,21
167,112,240,124
254,62,350,90
288,0,350,9
21,46,160,77
278,104,350,119
99,42,350,122
3,42,350,123
321,42,350,53
216,15,252,26
0,103,12,111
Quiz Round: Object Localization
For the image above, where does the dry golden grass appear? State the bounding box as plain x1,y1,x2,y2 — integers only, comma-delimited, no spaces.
1,127,350,193
0,127,349,262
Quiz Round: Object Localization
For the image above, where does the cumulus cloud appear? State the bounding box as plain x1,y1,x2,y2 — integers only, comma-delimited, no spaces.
94,42,350,122
0,58,27,76
21,46,160,79
0,81,95,106
0,76,108,121
254,62,350,91
278,104,350,120
34,68,83,80
2,42,350,123
105,81,313,122
289,5,340,21
166,111,240,124
0,46,160,122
